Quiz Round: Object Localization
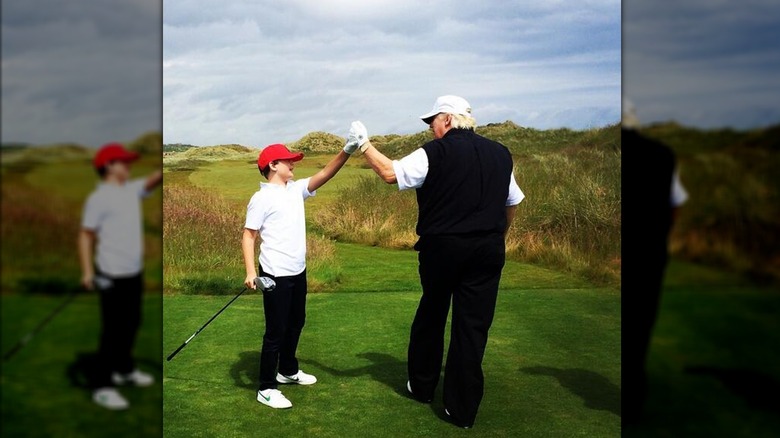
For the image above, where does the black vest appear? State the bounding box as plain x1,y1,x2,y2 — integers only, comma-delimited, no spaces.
415,129,513,237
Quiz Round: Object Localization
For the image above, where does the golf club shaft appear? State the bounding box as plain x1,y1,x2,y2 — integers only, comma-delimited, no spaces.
166,283,252,361
3,293,77,362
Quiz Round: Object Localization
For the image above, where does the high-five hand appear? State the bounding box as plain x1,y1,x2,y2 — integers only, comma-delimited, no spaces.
343,137,359,155
347,121,369,153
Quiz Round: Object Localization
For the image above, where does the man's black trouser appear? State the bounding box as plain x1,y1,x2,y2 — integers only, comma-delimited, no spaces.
95,271,143,388
622,258,666,422
408,233,505,427
258,269,307,391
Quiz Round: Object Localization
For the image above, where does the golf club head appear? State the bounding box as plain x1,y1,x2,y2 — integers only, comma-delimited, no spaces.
93,275,113,291
254,276,276,293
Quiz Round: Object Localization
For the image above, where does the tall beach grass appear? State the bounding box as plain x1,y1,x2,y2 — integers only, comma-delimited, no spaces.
314,126,622,287
641,123,780,281
162,183,341,294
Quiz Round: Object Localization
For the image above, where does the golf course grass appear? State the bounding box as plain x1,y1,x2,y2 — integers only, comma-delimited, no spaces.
1,294,162,437
3,131,778,436
163,242,621,437
624,261,780,437
1,138,163,436
5,256,777,436
157,144,780,436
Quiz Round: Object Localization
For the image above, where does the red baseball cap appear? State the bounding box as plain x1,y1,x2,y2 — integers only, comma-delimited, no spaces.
257,144,304,170
93,143,140,169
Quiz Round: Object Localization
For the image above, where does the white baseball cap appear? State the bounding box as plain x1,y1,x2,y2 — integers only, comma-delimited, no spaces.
622,97,641,129
420,95,472,124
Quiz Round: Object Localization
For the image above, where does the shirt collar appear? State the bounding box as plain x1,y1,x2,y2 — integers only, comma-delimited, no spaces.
443,128,474,138
97,180,126,189
260,181,290,190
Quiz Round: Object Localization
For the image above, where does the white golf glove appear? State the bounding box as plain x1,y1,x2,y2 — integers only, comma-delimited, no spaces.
350,121,368,146
343,121,369,155
343,137,360,155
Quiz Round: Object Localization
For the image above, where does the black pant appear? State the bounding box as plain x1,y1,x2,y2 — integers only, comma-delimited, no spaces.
258,269,307,391
622,259,667,422
95,271,143,388
408,234,505,427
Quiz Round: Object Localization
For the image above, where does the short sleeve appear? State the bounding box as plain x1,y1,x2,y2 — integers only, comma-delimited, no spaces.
393,148,429,191
295,178,316,200
81,193,103,231
245,192,267,230
507,172,524,206
130,178,150,198
670,169,688,207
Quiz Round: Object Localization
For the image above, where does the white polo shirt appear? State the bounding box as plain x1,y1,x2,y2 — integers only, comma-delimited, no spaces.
392,148,525,206
245,178,315,277
81,179,150,277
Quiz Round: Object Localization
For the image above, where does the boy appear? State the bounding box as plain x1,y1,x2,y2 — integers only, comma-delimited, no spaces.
242,139,358,409
78,142,162,410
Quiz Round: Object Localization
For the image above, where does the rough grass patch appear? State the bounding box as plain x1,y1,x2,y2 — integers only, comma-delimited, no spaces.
163,183,343,294
314,134,622,287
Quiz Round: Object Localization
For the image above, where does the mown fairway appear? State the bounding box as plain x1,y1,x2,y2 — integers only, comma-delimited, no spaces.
163,244,621,437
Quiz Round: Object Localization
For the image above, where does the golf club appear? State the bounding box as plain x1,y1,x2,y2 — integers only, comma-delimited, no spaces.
3,292,78,362
166,276,275,361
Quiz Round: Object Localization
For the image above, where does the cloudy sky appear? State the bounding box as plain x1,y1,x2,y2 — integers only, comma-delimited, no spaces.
1,0,160,147
6,1,775,149
163,0,621,147
624,0,780,129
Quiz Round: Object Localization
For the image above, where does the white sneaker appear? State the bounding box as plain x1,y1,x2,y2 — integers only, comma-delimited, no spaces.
276,370,317,385
93,387,129,410
257,389,292,409
112,369,154,387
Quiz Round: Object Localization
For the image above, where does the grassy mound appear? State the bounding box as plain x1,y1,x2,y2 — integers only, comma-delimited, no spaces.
288,131,345,154
179,144,257,160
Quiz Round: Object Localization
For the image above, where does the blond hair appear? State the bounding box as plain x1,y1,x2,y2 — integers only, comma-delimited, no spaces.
448,113,477,130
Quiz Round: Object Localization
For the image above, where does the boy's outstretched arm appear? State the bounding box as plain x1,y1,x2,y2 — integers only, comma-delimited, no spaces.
145,169,163,192
242,228,259,289
307,150,351,193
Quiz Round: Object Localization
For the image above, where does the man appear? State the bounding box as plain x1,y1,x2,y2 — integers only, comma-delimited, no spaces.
79,142,162,410
345,95,524,428
621,99,688,422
